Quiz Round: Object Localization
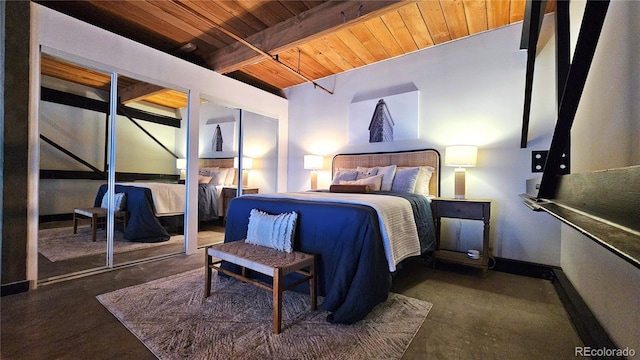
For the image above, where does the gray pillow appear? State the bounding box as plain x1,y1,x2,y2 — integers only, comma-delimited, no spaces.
331,169,358,185
245,209,297,253
391,167,421,193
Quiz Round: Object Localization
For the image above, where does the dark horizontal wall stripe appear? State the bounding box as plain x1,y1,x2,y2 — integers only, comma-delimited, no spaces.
1,281,30,297
492,257,557,280
40,170,179,182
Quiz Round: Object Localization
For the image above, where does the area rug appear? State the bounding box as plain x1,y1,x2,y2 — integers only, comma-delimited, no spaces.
97,269,432,360
38,227,223,262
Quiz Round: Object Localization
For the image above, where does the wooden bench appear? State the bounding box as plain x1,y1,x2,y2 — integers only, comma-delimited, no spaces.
205,241,316,334
73,207,127,242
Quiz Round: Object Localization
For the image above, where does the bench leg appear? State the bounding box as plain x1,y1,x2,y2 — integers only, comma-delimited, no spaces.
73,212,78,234
309,261,317,311
91,214,98,242
205,250,212,298
273,267,283,334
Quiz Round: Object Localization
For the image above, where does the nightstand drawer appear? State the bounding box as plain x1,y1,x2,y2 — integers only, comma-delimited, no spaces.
434,201,485,220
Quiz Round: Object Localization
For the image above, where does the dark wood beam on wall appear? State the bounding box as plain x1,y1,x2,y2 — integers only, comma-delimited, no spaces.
538,0,610,199
520,0,547,148
40,87,181,127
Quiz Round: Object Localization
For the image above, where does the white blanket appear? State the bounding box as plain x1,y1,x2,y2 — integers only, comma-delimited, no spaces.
117,182,185,216
244,192,421,272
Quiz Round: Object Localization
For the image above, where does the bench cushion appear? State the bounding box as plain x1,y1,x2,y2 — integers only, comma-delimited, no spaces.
207,241,314,277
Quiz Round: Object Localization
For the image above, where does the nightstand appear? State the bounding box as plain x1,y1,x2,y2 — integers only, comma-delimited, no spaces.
431,198,492,276
222,187,259,222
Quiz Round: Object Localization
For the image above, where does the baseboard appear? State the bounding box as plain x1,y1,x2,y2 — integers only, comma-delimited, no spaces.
40,213,73,223
1,280,30,297
552,269,618,358
491,257,556,280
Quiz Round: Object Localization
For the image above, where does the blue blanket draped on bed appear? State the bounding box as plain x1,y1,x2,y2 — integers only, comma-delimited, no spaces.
95,184,170,243
222,192,435,324
96,183,219,243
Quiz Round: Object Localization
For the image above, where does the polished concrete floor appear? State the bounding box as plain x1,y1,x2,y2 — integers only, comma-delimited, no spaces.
1,254,583,359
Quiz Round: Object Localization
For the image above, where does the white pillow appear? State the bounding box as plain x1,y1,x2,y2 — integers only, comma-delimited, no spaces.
331,169,358,185
413,166,435,196
356,166,378,180
245,209,297,253
223,167,235,185
340,173,384,191
198,175,213,184
208,168,230,186
375,165,397,191
101,192,126,211
391,167,421,193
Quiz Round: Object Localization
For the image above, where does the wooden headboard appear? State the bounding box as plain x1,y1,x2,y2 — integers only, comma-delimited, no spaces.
332,149,441,196
199,158,234,168
199,158,237,184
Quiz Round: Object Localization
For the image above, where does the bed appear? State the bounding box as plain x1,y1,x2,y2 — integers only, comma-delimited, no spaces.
93,158,236,243
222,148,441,324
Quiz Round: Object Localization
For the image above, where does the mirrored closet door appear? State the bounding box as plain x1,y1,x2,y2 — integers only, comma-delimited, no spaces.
38,54,115,280
37,53,188,282
111,76,188,266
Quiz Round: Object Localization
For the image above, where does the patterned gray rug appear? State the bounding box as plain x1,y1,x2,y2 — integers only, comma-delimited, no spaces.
97,269,432,360
38,227,223,262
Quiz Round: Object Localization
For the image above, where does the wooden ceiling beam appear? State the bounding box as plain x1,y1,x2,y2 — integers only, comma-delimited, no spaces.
118,81,167,104
206,0,414,74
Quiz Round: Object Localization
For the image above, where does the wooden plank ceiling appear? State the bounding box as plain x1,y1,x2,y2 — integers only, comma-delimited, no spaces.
39,0,555,106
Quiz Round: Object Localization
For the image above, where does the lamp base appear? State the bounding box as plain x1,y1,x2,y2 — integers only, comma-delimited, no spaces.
310,171,318,190
454,168,466,199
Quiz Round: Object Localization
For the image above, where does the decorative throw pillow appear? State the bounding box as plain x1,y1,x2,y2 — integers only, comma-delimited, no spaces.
331,169,358,185
356,166,378,180
375,164,397,191
208,168,230,186
391,167,421,193
101,192,126,211
340,173,384,191
245,209,298,253
413,166,435,196
329,184,371,193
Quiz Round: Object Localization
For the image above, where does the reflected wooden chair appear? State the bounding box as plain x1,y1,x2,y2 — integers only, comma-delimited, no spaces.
73,207,127,242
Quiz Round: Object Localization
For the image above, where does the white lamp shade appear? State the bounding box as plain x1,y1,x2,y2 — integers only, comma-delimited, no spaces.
233,157,253,170
176,158,187,170
445,146,478,167
303,155,323,170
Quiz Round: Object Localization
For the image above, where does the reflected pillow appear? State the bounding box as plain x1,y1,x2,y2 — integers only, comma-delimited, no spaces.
391,167,420,193
198,167,219,176
100,192,126,211
245,209,297,253
223,167,235,186
331,169,358,185
208,168,230,186
198,175,213,184
340,173,383,191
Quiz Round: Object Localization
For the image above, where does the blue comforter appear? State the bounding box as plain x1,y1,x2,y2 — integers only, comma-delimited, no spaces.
223,192,435,324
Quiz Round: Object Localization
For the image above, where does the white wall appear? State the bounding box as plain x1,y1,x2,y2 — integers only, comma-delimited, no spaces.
559,0,640,350
570,0,639,172
285,18,561,266
29,4,289,279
